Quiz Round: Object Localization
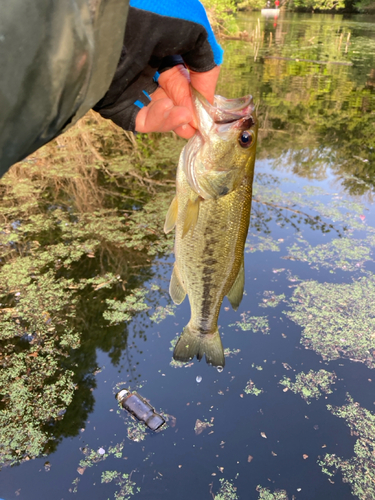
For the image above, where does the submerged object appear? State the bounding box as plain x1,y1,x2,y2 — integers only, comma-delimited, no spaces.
164,88,258,368
116,389,165,431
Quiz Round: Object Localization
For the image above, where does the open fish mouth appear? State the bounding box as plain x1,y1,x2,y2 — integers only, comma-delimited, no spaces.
182,88,257,201
192,88,255,130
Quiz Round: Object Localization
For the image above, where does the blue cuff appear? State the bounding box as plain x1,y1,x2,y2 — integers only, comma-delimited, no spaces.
129,0,224,65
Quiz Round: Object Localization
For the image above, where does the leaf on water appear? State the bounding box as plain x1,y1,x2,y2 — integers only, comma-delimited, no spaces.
194,419,214,435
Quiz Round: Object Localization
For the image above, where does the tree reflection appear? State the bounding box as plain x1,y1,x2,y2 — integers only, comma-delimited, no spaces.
218,13,375,196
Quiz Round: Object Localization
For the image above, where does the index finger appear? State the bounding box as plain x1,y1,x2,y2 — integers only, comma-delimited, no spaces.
189,66,221,105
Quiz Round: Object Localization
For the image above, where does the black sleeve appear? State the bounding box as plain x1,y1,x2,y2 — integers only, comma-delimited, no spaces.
93,2,223,132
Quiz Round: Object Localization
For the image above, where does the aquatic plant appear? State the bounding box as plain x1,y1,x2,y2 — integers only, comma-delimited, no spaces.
286,235,375,272
256,485,289,499
285,275,375,367
244,379,263,396
259,291,286,308
279,370,337,403
101,470,141,500
230,313,270,334
214,478,238,500
319,394,375,499
150,304,176,324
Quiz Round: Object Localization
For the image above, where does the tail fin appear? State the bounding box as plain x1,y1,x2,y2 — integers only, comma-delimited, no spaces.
173,324,225,368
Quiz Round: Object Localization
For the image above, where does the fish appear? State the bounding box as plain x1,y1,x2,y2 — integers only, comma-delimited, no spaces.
164,88,258,367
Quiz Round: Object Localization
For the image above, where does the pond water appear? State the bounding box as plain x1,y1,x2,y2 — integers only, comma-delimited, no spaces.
1,11,375,500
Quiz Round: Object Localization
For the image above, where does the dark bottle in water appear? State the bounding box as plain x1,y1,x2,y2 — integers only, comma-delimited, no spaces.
116,389,165,431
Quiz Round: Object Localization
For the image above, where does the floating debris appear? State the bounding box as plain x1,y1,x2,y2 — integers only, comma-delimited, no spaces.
194,418,214,435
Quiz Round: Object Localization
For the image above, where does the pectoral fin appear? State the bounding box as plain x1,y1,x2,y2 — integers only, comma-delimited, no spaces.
169,265,186,305
182,197,200,238
164,196,178,234
227,259,245,311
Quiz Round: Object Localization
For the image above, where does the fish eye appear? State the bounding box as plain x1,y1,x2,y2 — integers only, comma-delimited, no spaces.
238,130,253,148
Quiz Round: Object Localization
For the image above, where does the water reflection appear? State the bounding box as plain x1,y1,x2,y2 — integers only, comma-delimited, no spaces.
217,12,375,196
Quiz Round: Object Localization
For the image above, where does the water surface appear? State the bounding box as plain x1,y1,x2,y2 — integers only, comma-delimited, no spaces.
1,11,375,500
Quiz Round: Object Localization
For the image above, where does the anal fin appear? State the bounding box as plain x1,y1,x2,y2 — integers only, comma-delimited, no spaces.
182,197,200,238
169,265,186,305
164,196,178,234
226,259,245,311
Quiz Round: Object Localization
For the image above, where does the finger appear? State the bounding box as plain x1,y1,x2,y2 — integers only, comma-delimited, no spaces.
158,66,197,128
173,123,196,139
135,97,192,133
190,65,221,104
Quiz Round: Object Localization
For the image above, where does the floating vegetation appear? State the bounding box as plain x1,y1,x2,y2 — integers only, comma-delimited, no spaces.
256,485,289,499
286,235,375,272
244,379,263,396
169,335,185,368
150,304,176,324
224,347,241,358
285,275,375,367
72,443,140,498
101,470,140,500
319,394,375,499
127,419,148,442
213,478,238,500
230,313,270,334
104,288,150,324
245,235,281,254
279,370,337,403
259,291,286,308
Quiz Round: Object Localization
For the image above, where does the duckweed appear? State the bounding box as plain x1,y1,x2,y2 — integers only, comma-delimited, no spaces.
230,313,270,334
285,275,375,367
319,394,375,499
279,370,337,403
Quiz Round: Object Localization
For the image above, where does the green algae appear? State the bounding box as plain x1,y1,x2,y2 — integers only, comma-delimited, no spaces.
256,485,290,499
279,370,337,403
285,274,375,367
230,313,270,334
319,394,375,499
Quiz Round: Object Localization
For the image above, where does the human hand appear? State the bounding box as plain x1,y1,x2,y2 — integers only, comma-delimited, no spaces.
135,65,221,139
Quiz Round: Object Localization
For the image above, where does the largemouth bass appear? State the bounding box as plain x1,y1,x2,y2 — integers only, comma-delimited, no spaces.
164,89,258,367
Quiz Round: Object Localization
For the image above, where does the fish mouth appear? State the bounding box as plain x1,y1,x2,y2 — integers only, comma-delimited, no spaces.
191,87,255,129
